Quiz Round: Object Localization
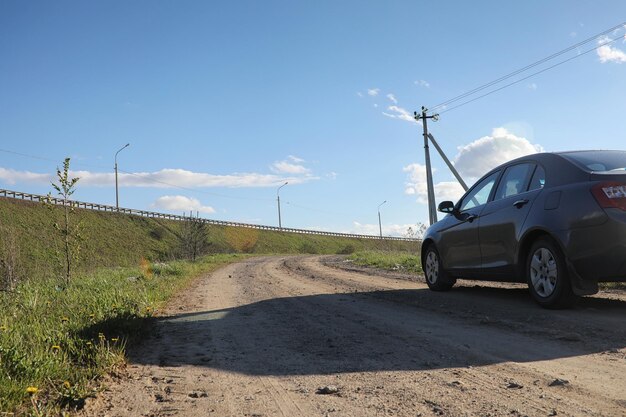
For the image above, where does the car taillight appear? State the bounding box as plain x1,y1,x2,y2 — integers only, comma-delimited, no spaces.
591,182,626,210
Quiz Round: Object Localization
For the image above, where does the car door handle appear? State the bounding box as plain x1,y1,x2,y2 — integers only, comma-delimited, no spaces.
466,214,478,223
513,199,529,208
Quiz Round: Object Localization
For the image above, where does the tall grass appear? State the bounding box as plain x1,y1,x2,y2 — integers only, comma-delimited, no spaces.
0,254,245,415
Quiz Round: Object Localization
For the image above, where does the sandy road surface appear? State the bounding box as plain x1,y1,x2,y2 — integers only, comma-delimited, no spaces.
83,255,626,417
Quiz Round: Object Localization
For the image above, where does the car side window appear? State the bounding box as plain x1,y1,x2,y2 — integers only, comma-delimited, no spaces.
494,163,534,201
459,171,500,211
528,165,546,191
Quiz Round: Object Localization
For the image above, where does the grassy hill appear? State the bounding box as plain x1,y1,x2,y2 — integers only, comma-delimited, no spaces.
0,197,419,281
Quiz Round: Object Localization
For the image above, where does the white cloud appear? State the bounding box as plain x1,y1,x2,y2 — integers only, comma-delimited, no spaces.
527,83,537,90
356,92,364,98
386,93,398,104
0,166,317,189
326,172,338,180
367,88,380,96
403,128,543,206
152,195,215,214
414,79,430,88
270,159,311,175
0,167,50,185
373,103,379,108
597,36,626,63
382,105,417,124
287,155,305,163
453,128,544,180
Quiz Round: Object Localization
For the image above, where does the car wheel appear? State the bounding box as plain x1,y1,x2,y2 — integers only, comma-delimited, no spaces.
526,237,578,309
423,245,455,291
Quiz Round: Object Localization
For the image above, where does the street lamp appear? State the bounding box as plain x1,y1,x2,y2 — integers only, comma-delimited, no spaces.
114,143,130,210
378,200,387,238
277,181,288,229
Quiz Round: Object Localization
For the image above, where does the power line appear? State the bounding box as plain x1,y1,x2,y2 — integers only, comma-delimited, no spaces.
428,22,625,113
437,35,622,115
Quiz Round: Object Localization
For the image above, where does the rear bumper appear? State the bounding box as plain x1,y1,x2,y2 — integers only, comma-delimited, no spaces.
554,208,626,291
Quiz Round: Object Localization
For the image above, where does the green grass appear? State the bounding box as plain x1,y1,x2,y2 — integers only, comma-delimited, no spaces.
0,197,420,415
349,250,423,274
0,254,247,415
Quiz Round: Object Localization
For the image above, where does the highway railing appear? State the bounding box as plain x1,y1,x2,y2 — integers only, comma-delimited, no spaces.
0,189,420,242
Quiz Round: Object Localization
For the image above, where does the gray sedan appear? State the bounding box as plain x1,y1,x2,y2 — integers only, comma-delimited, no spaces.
421,150,626,308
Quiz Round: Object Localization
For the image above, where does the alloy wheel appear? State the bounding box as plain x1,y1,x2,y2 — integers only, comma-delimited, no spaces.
425,251,439,284
529,247,558,298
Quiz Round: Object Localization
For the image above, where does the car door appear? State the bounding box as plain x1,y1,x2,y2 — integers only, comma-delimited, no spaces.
478,163,545,278
438,170,500,274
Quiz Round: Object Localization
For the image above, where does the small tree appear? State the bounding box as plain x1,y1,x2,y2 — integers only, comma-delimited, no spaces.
180,212,209,261
404,223,428,239
415,222,427,239
45,158,82,284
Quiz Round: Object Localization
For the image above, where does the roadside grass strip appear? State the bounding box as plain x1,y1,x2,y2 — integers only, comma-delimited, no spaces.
0,254,245,415
349,250,423,274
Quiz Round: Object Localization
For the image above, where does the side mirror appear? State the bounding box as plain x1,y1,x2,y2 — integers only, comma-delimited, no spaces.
438,201,455,214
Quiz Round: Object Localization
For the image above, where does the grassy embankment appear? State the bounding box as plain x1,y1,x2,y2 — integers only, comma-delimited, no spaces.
0,197,419,414
0,198,418,277
349,250,423,274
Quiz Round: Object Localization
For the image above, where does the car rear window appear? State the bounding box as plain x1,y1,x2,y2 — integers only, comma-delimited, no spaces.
561,151,626,172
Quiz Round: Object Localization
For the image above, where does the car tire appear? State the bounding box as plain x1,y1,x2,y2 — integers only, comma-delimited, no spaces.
423,245,455,291
526,237,578,309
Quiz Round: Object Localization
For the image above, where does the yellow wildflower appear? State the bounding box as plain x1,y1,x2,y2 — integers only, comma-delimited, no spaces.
26,386,38,395
61,317,69,323
111,337,119,342
0,325,7,331
63,381,71,389
51,345,61,352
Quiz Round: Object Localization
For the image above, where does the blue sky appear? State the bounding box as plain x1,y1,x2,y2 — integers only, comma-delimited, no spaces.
1,1,625,236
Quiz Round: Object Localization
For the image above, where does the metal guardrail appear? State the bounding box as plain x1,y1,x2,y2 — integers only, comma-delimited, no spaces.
0,189,420,242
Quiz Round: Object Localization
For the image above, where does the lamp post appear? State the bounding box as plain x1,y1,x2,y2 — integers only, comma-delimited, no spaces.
378,200,387,238
277,181,288,229
114,143,130,210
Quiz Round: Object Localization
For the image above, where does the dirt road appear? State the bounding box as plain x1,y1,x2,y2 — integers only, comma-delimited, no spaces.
83,255,626,417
